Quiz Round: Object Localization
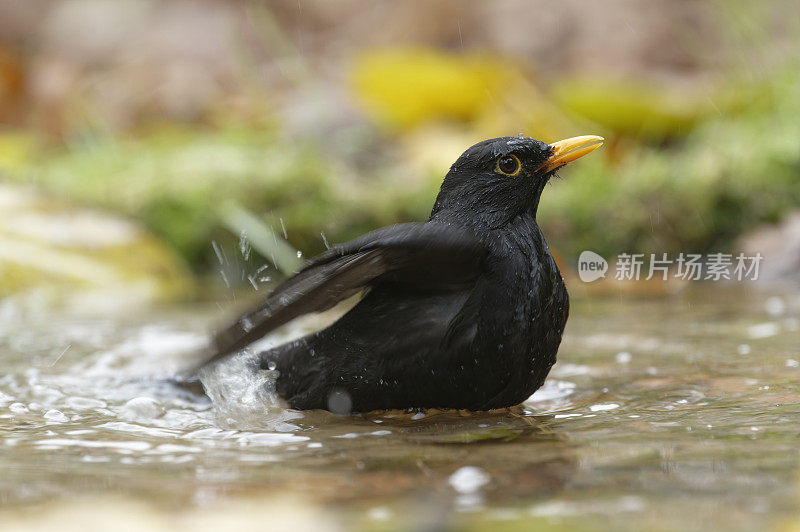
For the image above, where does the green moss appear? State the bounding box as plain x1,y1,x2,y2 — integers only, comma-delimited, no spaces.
11,126,337,269
7,63,800,278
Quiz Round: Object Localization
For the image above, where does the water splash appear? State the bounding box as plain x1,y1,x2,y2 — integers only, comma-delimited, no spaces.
199,350,303,431
211,240,225,265
239,230,252,261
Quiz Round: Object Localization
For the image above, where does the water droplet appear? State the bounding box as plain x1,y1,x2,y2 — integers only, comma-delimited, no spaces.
211,240,225,264
43,409,68,423
738,344,751,355
615,351,632,364
765,296,785,317
368,507,392,521
327,389,352,415
747,322,779,339
239,230,251,261
449,466,490,494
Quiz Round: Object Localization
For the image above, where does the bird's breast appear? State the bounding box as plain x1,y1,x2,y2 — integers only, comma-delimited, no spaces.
468,216,569,406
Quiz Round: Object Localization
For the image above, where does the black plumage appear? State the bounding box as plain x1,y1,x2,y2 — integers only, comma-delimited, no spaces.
202,135,603,413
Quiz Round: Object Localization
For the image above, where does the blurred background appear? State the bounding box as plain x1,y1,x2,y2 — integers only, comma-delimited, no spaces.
4,3,800,530
1,0,799,302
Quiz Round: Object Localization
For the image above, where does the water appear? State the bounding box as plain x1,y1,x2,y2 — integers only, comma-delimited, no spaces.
1,287,799,530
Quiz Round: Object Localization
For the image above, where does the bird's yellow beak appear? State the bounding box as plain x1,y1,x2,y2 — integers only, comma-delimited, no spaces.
541,135,604,172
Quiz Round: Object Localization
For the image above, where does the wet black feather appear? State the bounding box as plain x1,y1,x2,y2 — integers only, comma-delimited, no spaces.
204,136,569,413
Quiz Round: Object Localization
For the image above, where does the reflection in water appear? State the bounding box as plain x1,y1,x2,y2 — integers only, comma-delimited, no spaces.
0,287,799,530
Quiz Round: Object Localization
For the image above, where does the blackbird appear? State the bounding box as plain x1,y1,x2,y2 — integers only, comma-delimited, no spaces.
200,135,603,413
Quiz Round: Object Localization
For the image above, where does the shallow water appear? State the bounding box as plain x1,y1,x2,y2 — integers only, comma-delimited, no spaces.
1,286,799,531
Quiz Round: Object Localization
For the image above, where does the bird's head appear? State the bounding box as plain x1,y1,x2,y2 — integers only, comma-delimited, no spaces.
430,135,603,228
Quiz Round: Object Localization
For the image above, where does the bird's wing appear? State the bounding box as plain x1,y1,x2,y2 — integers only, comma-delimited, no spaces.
200,222,487,367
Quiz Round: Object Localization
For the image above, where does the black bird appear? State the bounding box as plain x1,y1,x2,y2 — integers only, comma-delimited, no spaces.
200,135,603,413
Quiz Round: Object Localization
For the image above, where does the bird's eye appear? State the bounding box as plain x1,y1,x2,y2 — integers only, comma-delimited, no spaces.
496,154,521,176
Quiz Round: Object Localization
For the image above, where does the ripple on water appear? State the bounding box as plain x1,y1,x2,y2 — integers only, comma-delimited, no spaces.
1,289,799,530
35,439,152,452
1,321,314,481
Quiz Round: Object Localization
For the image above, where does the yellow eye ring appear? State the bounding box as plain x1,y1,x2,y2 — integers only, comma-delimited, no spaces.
496,154,522,176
